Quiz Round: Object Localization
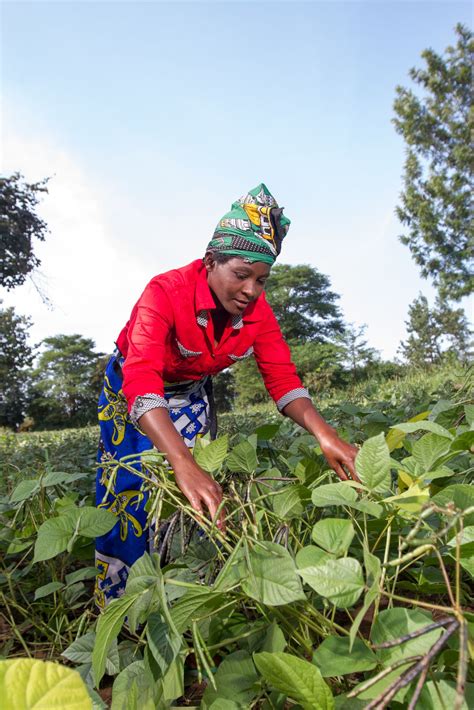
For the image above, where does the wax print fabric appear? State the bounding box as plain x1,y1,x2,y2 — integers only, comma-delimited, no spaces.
206,183,291,264
95,350,213,607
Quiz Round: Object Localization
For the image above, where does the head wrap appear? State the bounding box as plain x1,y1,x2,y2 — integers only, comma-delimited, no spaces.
206,183,291,265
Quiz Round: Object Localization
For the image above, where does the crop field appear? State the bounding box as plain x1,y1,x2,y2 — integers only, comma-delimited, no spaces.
0,364,473,709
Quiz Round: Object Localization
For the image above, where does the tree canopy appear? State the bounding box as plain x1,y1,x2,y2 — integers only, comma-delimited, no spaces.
392,24,473,301
28,335,104,429
0,172,49,290
264,263,344,343
0,304,34,429
399,293,470,367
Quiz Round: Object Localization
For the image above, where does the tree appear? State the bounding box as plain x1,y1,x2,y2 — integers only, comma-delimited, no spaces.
0,303,34,429
392,24,473,301
336,323,380,383
27,335,104,429
234,341,346,407
264,263,344,342
399,293,470,367
0,172,49,290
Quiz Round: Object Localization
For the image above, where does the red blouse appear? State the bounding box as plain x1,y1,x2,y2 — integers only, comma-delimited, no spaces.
116,259,310,419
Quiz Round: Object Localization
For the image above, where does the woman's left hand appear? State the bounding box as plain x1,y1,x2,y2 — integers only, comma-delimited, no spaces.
281,398,361,483
318,432,361,483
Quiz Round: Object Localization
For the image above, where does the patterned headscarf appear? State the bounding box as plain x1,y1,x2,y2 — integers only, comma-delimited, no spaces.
206,183,291,265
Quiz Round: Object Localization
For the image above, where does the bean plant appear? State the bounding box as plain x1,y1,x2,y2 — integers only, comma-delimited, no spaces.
0,371,472,709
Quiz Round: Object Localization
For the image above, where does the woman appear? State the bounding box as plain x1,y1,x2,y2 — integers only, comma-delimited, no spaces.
95,183,358,607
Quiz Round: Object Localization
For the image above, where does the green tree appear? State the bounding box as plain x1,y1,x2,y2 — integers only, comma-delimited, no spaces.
28,335,104,429
393,24,473,301
0,172,49,290
0,303,34,429
234,341,346,407
336,323,380,383
399,293,470,367
264,263,344,342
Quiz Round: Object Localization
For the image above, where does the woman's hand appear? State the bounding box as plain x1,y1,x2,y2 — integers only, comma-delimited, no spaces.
138,408,226,532
317,431,360,483
281,398,360,483
174,461,226,532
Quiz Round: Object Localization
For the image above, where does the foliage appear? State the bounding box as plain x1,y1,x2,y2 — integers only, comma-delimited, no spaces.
1,363,472,708
234,340,346,407
0,304,34,429
399,293,471,367
264,263,344,342
0,658,92,709
336,323,381,383
393,24,473,301
27,335,104,429
0,172,49,291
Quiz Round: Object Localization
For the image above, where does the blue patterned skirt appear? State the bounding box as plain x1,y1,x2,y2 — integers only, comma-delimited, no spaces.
94,350,214,607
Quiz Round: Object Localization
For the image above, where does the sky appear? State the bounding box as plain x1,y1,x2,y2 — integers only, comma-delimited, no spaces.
1,0,472,360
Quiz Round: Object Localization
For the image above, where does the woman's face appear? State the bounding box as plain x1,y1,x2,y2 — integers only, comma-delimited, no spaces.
204,255,271,315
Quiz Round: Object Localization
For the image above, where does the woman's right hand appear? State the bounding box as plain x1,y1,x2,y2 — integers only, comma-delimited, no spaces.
174,461,226,532
138,408,226,532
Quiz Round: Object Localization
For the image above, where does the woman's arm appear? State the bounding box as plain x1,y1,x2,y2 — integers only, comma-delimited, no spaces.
282,398,360,482
138,408,226,530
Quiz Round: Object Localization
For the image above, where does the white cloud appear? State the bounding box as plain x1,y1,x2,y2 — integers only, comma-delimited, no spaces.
1,111,146,354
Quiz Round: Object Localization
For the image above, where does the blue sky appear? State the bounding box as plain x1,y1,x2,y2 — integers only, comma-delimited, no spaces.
2,1,471,359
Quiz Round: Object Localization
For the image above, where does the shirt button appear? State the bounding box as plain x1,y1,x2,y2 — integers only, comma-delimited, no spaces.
211,353,215,359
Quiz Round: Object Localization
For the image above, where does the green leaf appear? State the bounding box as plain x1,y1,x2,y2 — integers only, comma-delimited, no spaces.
298,558,364,608
296,545,332,569
125,553,162,632
34,507,117,563
194,435,228,473
352,665,411,702
356,433,391,495
65,567,99,586
34,515,76,562
226,440,258,474
241,542,305,606
311,482,382,517
255,423,281,440
254,652,334,710
311,482,357,507
201,650,259,709
412,433,451,472
273,485,310,519
92,593,141,685
385,411,430,451
73,507,118,538
389,421,453,439
349,584,379,651
146,612,182,678
464,404,474,426
34,581,65,600
62,632,96,665
432,484,474,525
170,587,227,634
9,479,40,503
41,471,89,487
312,636,377,677
111,661,156,710
417,679,473,710
6,539,32,555
450,430,474,452
312,519,354,556
371,608,443,665
0,658,92,709
261,622,287,653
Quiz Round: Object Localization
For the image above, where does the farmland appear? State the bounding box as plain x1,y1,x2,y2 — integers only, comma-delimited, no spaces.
0,362,473,709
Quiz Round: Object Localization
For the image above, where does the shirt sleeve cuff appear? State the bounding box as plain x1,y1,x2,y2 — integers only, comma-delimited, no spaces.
130,393,168,425
276,387,312,412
